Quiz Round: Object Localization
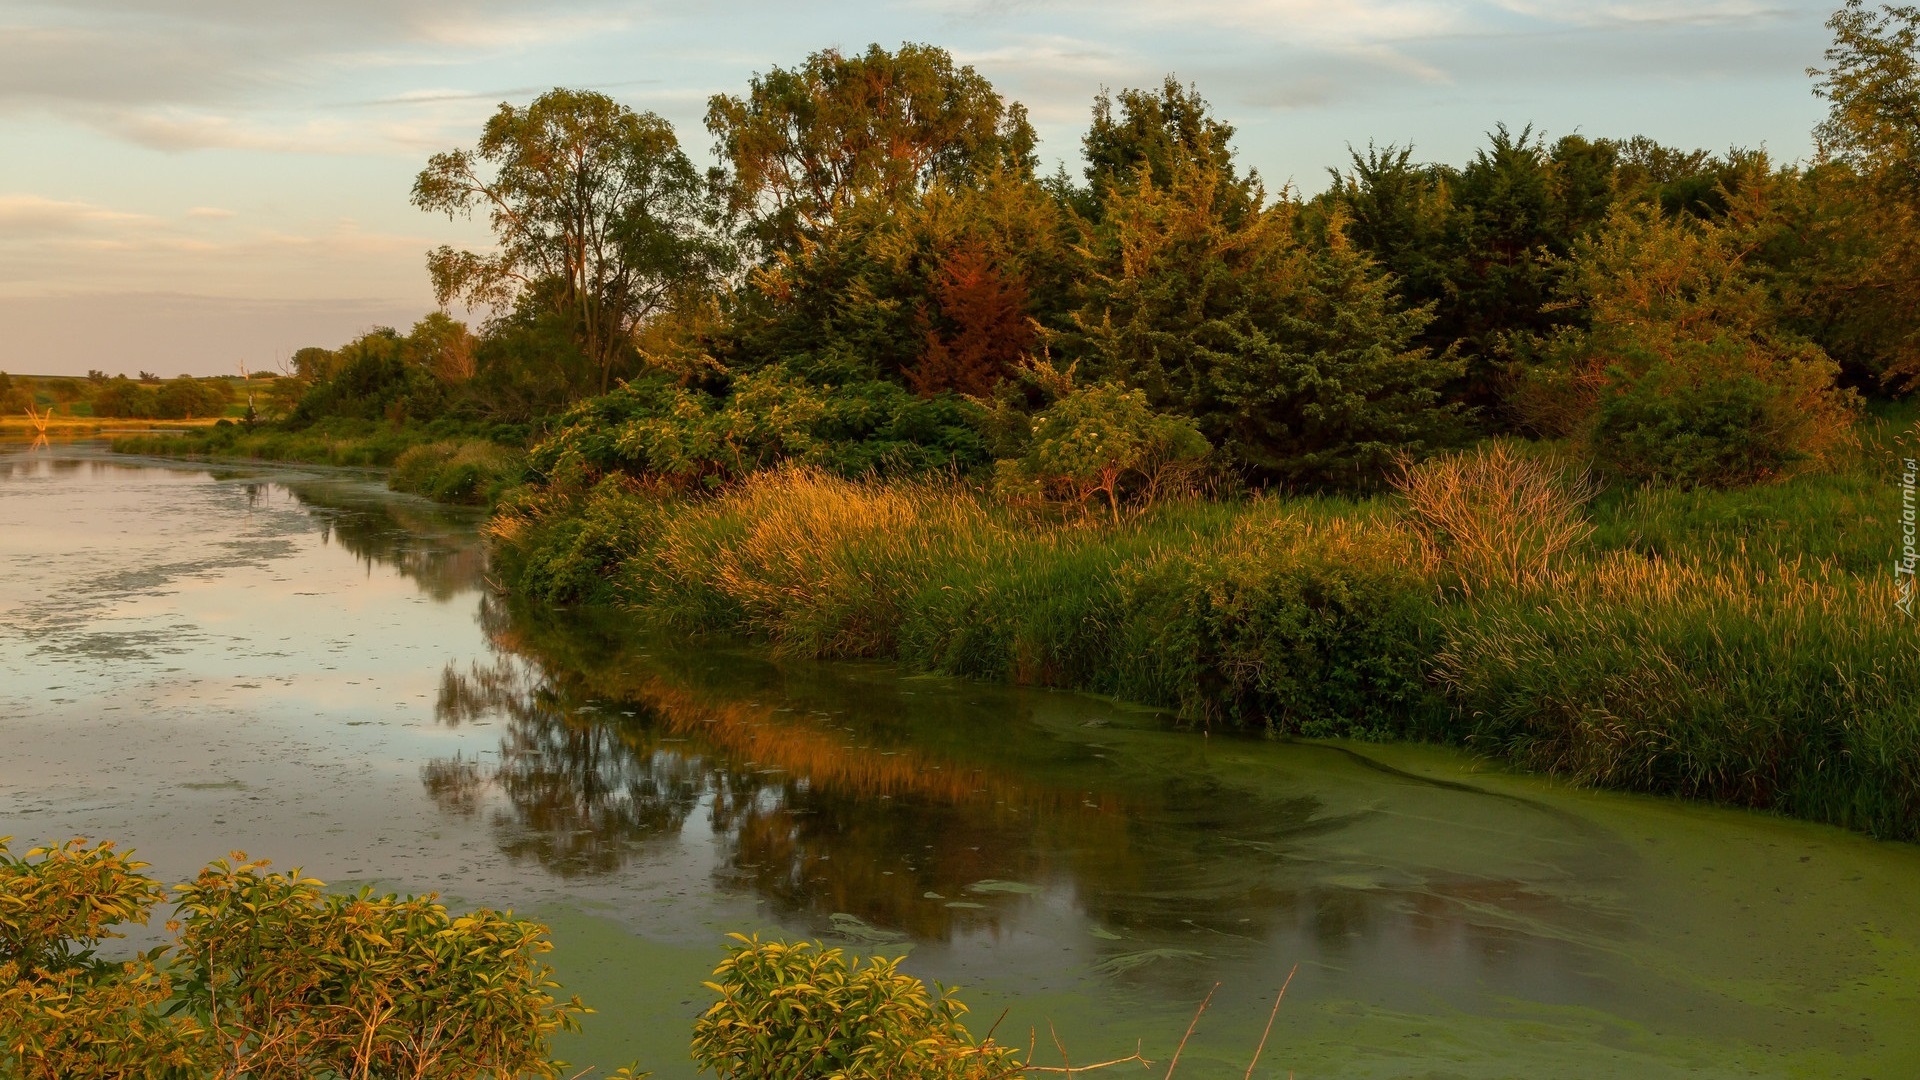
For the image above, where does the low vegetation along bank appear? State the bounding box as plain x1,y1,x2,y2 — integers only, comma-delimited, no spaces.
4,837,1060,1080
492,409,1920,843
110,420,527,507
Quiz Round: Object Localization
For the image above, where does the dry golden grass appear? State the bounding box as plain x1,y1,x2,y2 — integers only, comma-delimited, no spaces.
1393,442,1596,596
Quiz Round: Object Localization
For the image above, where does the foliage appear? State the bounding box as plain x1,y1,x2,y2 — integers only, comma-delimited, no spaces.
526,370,987,492
0,372,32,413
0,838,590,1080
706,43,1037,255
391,439,527,506
415,88,725,395
1080,77,1255,219
290,326,446,425
994,371,1209,521
691,935,1018,1080
0,838,165,978
86,376,156,419
169,855,586,1079
88,376,232,420
1516,203,1859,486
1077,148,1462,489
1813,1,1920,196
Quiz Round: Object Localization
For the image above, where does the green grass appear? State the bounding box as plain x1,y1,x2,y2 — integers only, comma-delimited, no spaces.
488,406,1920,841
111,418,528,507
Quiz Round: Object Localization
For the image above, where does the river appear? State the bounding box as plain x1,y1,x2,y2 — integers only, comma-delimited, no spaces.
3,441,1918,1078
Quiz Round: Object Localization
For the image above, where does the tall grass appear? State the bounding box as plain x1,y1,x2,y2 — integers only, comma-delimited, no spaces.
492,413,1920,839
493,467,1439,738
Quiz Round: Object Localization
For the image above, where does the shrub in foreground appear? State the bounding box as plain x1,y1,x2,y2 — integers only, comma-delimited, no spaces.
692,935,1018,1080
0,837,595,1080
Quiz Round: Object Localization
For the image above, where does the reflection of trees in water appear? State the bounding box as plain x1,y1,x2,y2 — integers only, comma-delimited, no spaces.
432,657,706,876
424,599,1337,947
274,481,488,600
427,598,1632,990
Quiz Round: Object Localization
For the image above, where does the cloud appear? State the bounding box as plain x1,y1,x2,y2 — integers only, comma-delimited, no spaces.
186,206,236,219
0,194,158,234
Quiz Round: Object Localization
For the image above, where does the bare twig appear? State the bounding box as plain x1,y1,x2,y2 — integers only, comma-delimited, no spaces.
1024,1047,1151,1074
1162,983,1218,1080
1243,965,1297,1080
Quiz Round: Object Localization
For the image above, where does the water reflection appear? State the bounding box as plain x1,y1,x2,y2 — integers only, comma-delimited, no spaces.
425,598,1634,998
269,475,487,601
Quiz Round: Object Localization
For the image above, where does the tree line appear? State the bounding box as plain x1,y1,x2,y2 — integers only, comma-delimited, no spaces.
279,0,1920,498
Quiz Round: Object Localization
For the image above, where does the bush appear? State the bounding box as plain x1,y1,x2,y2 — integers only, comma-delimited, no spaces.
994,375,1208,523
1104,515,1438,735
90,377,157,419
391,439,526,505
691,935,1017,1080
1519,203,1859,488
528,371,988,492
152,378,231,420
1590,348,1815,487
0,837,593,1080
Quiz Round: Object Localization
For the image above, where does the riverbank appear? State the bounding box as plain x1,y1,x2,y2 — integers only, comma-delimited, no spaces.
489,408,1920,842
109,419,526,506
1,416,222,437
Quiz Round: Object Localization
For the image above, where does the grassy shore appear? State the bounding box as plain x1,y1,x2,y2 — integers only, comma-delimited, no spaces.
489,406,1920,841
2,416,224,437
109,419,527,506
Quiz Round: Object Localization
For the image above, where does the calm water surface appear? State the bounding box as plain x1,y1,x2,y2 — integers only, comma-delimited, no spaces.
4,442,1919,1079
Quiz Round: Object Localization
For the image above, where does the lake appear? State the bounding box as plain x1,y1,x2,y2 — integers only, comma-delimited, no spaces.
3,441,1918,1078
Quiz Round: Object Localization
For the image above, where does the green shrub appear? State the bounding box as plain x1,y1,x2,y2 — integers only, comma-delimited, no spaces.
1105,523,1438,736
691,935,1016,1080
1,838,597,1080
528,370,987,492
490,480,670,606
1591,348,1808,487
391,439,525,505
994,376,1209,523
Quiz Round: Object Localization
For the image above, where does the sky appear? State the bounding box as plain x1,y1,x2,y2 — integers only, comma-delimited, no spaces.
0,0,1843,376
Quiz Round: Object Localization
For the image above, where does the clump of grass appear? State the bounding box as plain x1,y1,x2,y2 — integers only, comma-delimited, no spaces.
1394,441,1596,595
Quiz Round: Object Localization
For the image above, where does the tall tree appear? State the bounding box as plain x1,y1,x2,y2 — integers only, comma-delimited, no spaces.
705,43,1037,255
1802,1,1920,390
1081,77,1256,219
413,89,724,395
1077,154,1461,490
1814,1,1920,195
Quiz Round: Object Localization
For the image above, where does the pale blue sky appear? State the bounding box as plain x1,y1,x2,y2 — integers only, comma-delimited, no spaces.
1,0,1839,375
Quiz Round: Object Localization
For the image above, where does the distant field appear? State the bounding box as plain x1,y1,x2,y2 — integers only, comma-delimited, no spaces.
2,372,268,434
0,416,225,436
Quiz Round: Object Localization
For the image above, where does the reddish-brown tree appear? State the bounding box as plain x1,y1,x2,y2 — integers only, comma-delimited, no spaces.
909,241,1033,397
